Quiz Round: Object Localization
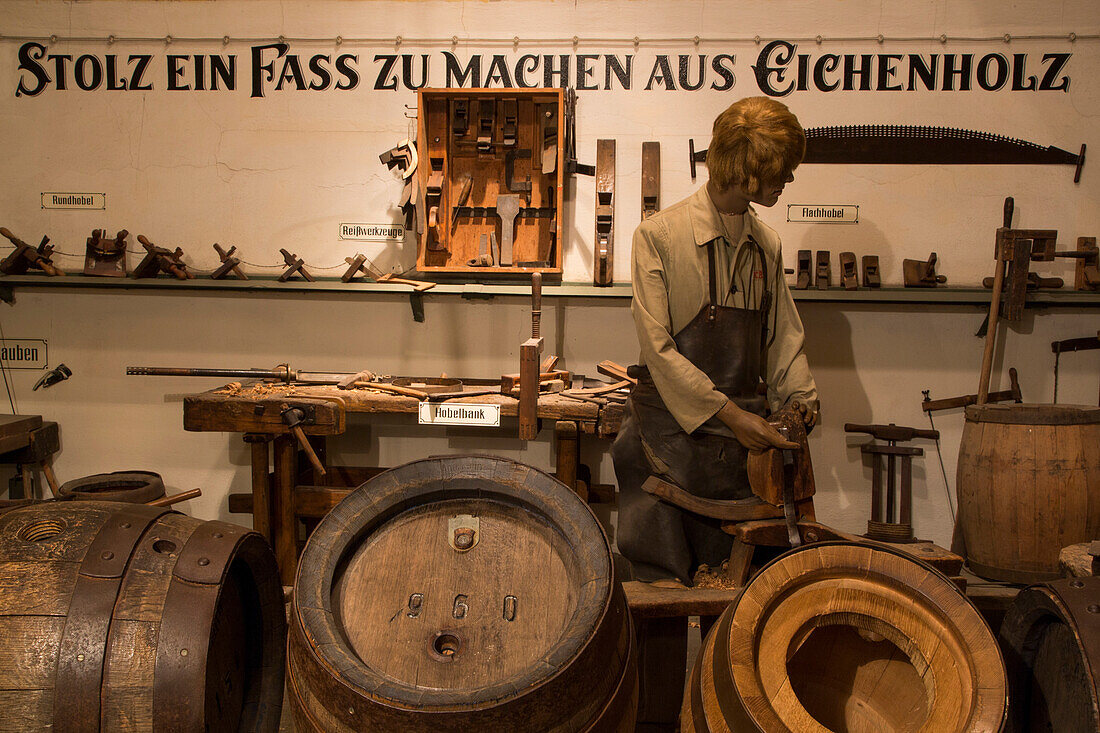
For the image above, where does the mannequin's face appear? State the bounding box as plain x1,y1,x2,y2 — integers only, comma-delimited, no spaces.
734,171,795,208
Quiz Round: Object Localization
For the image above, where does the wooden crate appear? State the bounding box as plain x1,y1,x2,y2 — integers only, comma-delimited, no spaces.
416,88,565,277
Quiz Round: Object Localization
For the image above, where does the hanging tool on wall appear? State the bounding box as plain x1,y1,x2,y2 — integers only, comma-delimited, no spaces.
1072,237,1100,290
0,228,64,276
1052,335,1100,404
84,228,128,277
277,249,315,282
902,252,947,288
594,139,616,286
563,88,595,177
844,422,939,543
692,126,1086,182
922,367,1023,412
496,195,521,267
380,139,419,232
133,235,192,279
211,243,248,280
641,142,660,220
33,364,72,391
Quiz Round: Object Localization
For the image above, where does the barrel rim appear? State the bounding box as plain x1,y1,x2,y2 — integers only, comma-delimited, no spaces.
722,541,1007,732
963,402,1100,425
292,454,614,712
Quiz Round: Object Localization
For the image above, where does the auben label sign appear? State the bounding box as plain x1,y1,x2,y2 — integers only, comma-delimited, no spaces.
0,339,47,370
418,402,501,427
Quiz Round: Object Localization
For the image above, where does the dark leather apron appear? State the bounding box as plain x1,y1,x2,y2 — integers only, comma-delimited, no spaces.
613,236,770,584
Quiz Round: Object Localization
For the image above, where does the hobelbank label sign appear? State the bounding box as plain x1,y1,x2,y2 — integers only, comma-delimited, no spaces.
13,41,1072,97
418,403,501,427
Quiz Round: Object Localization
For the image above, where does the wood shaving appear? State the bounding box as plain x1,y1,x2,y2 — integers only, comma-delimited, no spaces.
692,561,742,589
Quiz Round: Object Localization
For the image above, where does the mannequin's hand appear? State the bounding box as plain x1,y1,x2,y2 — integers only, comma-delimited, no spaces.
717,401,798,452
793,400,818,429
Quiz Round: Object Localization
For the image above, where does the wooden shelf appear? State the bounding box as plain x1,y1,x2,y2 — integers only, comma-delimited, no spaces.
2,274,1098,306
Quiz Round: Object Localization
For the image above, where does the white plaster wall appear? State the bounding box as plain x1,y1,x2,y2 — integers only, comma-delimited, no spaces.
0,0,1097,549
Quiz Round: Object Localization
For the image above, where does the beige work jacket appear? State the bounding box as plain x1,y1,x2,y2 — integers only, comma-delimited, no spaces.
630,185,819,434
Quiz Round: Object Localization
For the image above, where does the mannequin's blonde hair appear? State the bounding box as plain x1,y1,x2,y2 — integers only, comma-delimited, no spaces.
706,97,805,196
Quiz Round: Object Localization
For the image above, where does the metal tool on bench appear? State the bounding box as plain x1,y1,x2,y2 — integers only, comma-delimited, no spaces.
84,228,128,277
132,235,192,279
922,366,1023,412
845,422,939,543
0,227,64,276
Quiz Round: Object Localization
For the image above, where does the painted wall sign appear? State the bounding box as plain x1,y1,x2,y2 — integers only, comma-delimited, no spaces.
418,402,501,427
339,223,406,241
12,41,1073,98
41,192,105,210
0,339,48,370
787,204,859,223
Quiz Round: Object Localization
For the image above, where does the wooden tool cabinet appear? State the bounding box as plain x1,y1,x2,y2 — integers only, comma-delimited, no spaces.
416,88,565,277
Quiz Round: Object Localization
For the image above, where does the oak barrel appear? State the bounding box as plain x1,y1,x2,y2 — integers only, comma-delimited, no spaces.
682,542,1007,733
0,500,285,732
999,577,1100,733
288,455,637,732
956,403,1100,583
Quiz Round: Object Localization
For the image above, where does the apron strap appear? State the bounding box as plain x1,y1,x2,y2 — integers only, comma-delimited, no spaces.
706,239,719,322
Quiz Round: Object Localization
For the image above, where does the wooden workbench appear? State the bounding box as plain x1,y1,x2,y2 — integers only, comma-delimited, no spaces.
183,381,625,583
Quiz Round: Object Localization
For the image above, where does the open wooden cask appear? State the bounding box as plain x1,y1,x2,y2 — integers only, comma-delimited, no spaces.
682,541,1007,733
0,500,285,732
999,577,1100,732
288,455,637,732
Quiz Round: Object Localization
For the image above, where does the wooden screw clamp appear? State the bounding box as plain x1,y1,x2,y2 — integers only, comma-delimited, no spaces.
845,422,939,543
518,272,543,440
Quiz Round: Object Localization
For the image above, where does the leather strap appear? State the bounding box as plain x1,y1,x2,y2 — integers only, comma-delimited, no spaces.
706,240,718,322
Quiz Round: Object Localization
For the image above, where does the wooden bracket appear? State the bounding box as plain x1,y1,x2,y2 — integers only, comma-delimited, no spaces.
211,243,248,280
641,142,660,220
133,235,191,280
0,227,63,276
902,251,947,288
594,139,616,286
84,228,128,277
862,255,881,288
277,248,315,282
839,251,859,290
815,251,831,290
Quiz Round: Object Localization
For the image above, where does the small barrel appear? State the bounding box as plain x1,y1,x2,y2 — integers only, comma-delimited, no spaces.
682,542,1006,733
956,403,1100,583
58,470,166,504
0,500,285,731
999,577,1100,733
288,455,637,732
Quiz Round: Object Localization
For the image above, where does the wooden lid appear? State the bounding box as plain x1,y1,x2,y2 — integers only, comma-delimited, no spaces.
964,403,1100,425
292,455,613,712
